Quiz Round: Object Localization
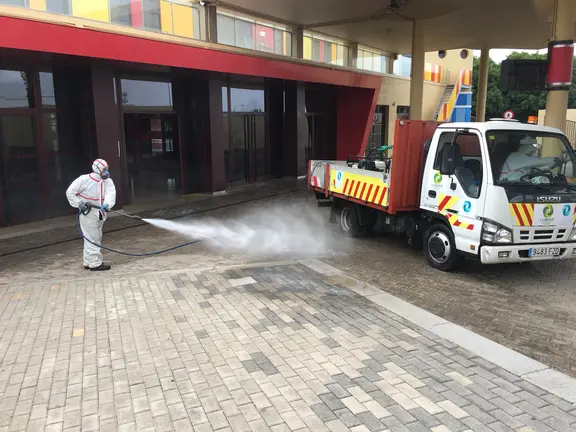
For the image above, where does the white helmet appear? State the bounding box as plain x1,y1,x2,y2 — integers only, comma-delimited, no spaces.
92,159,110,179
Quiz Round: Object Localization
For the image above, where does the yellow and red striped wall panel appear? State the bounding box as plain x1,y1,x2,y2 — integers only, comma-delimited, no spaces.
424,63,444,83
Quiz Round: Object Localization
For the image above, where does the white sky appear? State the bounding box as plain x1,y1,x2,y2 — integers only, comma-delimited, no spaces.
473,48,547,63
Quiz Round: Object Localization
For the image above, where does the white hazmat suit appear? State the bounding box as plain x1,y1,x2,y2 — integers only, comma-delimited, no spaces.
499,142,556,182
66,159,116,270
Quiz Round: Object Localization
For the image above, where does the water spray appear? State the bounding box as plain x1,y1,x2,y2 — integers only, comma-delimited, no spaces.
77,204,201,257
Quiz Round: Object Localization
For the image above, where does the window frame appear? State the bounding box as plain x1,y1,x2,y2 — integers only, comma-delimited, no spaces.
434,130,485,199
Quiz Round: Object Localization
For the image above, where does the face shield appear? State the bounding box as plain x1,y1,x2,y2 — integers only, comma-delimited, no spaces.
518,136,538,157
92,159,110,179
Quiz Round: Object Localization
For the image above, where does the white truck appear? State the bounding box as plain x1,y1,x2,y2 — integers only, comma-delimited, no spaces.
309,119,576,271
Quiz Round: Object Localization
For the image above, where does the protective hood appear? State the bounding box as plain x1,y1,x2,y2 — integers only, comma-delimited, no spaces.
92,159,110,180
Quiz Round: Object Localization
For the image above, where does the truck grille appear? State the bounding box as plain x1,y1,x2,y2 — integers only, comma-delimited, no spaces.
515,227,568,243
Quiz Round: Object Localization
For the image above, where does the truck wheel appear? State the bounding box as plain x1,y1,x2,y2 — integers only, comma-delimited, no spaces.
424,223,461,271
339,205,361,237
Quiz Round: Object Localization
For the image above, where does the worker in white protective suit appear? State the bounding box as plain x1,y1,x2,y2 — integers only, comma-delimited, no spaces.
499,137,557,182
66,159,116,271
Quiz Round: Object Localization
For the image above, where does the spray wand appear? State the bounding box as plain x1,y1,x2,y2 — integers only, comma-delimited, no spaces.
77,203,200,257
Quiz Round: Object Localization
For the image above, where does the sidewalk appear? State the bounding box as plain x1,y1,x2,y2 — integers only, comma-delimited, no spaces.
0,179,300,257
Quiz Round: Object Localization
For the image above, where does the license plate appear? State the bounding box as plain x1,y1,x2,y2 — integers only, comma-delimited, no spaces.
529,247,561,257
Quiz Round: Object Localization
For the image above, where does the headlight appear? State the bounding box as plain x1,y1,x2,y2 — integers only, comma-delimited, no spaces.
570,226,576,240
494,229,512,243
482,219,513,244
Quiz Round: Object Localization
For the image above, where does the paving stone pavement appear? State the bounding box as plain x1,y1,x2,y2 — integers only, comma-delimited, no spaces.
2,187,576,431
1,261,576,432
3,189,576,379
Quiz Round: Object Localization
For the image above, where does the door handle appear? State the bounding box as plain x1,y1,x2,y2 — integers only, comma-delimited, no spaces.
428,190,436,198
446,208,459,214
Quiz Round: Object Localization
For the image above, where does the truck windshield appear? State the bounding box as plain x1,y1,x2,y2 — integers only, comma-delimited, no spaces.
486,130,576,186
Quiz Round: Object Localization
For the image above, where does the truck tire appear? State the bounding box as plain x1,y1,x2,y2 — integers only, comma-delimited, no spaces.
339,204,361,237
424,223,461,271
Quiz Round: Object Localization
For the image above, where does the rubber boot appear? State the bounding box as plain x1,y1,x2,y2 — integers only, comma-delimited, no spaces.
89,263,111,271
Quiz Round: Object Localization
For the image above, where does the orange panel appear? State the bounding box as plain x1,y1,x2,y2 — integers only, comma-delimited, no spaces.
389,120,441,213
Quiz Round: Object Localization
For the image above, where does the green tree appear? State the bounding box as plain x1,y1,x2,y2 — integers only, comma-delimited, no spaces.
478,51,576,122
471,56,504,119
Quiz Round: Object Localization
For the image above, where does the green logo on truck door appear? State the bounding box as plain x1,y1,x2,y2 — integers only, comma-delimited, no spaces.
434,172,443,184
543,204,554,219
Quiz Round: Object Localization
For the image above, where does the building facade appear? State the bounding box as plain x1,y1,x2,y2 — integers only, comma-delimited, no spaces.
0,1,472,227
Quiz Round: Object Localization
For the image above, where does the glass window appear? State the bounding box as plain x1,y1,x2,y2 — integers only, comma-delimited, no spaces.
397,106,409,119
0,115,38,182
0,115,42,223
142,0,160,30
381,56,389,74
230,88,264,112
336,44,345,66
274,29,283,55
284,32,292,56
0,0,26,6
366,105,387,150
324,41,333,64
312,39,321,61
364,51,373,71
235,19,254,49
487,131,576,185
356,49,364,69
46,0,70,14
438,132,483,198
222,86,228,112
43,112,61,181
255,24,273,52
217,14,236,46
0,70,33,108
109,0,131,26
373,54,383,73
121,79,173,110
192,7,200,39
40,72,56,107
394,54,412,77
303,36,312,60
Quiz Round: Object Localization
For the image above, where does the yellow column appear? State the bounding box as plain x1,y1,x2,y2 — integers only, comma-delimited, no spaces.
476,48,490,122
409,20,425,120
543,0,576,157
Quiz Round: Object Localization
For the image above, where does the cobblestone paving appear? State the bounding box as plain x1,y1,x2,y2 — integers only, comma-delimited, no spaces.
2,189,576,378
1,262,576,432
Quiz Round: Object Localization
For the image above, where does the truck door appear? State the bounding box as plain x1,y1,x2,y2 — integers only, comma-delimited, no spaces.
421,129,487,253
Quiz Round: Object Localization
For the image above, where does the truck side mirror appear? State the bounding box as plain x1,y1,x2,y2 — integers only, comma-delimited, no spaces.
440,146,457,175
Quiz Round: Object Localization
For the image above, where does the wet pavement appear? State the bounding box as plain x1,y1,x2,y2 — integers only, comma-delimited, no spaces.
1,185,576,431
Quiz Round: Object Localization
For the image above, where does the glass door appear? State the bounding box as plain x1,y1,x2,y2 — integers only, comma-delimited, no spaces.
229,114,247,182
251,113,266,181
228,113,267,183
0,115,43,225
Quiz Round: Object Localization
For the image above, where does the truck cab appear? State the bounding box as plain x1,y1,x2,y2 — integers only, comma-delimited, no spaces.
421,119,576,269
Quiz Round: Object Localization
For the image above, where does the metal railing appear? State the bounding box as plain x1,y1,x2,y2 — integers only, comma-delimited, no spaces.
566,120,576,148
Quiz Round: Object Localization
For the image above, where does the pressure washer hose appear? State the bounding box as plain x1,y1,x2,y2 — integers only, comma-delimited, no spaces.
76,209,201,257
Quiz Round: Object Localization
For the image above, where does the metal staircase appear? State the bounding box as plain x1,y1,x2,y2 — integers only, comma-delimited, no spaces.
433,84,454,120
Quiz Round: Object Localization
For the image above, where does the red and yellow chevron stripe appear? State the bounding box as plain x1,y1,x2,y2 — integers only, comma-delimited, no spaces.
342,178,388,206
441,211,474,230
329,169,389,207
509,203,535,226
438,194,458,212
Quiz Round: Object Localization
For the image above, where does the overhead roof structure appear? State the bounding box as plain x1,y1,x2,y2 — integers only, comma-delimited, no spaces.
215,0,572,53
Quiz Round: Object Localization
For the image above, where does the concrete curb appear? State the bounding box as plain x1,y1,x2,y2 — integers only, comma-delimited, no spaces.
300,258,576,405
